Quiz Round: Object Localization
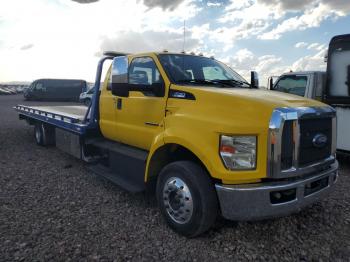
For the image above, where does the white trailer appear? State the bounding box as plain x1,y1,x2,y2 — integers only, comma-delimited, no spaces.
324,34,350,154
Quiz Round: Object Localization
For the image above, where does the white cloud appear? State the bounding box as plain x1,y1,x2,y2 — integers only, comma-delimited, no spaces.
20,44,34,50
308,43,326,51
190,23,210,41
211,20,270,48
307,43,320,49
259,2,345,40
291,48,327,71
217,0,350,43
220,1,283,23
226,47,327,86
295,42,326,51
207,2,222,7
97,30,200,54
214,1,281,46
295,42,308,48
233,49,254,64
260,0,350,39
0,0,346,82
224,0,253,11
227,49,287,85
0,0,199,81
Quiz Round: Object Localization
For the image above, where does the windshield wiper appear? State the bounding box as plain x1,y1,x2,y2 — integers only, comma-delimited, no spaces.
215,79,250,87
176,79,235,88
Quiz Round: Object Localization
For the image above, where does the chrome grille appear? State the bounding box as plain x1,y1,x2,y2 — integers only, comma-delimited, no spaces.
267,107,336,179
280,120,294,170
299,117,332,166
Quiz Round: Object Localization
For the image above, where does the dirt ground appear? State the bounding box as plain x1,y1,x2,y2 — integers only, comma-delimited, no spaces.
1,94,349,261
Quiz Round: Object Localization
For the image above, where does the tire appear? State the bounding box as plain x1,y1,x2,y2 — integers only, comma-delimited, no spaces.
34,123,55,146
34,124,44,146
156,161,218,237
84,98,91,106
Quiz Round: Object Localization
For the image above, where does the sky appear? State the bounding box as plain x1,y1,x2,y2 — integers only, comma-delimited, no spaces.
1,0,350,86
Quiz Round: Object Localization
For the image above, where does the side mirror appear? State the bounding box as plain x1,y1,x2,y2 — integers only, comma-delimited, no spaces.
111,56,129,97
267,77,274,90
250,71,259,88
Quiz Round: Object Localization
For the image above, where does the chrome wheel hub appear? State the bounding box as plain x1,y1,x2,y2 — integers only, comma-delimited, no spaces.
163,177,193,224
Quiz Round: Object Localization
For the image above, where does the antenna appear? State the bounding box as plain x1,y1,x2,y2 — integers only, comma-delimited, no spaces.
182,20,186,53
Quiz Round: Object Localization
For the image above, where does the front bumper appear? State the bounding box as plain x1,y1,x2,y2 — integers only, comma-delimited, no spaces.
215,162,338,221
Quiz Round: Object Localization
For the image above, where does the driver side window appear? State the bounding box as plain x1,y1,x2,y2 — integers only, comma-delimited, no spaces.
129,57,163,85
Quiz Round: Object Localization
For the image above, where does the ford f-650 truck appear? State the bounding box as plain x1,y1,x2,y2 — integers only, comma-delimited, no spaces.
15,51,338,237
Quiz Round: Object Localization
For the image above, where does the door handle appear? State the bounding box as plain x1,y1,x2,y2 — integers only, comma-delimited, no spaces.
145,122,159,126
114,98,122,110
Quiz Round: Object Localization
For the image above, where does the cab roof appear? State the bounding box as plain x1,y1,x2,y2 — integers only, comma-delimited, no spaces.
103,51,210,58
281,71,325,76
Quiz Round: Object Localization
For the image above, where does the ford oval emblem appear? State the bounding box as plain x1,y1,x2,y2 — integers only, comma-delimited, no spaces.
312,133,328,148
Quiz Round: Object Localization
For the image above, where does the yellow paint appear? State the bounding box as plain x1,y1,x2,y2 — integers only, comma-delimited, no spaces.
99,52,328,185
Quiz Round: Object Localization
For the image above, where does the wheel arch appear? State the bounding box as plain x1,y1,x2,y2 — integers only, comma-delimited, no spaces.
145,142,215,192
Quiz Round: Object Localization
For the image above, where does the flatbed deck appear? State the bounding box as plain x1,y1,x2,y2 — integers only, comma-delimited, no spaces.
14,104,92,134
27,105,88,121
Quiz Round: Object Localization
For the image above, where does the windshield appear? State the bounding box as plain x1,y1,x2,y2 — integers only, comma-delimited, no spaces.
273,75,307,97
158,54,249,88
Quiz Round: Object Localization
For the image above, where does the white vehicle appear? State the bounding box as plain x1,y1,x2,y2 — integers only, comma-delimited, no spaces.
268,34,350,155
268,71,325,100
79,87,94,106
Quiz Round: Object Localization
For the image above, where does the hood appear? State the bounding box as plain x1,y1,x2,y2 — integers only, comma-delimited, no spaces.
167,85,329,133
189,87,325,109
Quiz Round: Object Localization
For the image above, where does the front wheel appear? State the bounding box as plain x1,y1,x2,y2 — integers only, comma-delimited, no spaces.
156,161,218,237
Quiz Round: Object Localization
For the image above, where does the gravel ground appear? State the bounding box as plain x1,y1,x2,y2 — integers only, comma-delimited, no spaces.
1,94,350,261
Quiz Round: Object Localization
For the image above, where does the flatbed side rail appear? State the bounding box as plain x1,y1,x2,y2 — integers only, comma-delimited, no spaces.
14,105,88,135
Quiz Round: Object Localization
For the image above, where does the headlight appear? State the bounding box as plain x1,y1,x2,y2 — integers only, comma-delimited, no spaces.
220,135,257,170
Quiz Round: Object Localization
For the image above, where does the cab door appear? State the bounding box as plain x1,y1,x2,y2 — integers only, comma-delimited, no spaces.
114,55,168,150
99,66,119,140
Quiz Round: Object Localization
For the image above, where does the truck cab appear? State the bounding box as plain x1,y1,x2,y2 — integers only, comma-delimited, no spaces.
267,71,326,100
16,51,338,237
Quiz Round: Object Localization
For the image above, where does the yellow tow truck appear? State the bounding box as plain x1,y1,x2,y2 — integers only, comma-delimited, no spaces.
16,51,338,237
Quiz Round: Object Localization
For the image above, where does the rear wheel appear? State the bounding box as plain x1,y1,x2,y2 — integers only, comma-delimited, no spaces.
156,161,218,237
34,123,55,146
34,124,44,145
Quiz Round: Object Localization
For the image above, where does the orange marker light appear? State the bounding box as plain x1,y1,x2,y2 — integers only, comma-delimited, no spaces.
220,145,236,154
271,133,276,145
